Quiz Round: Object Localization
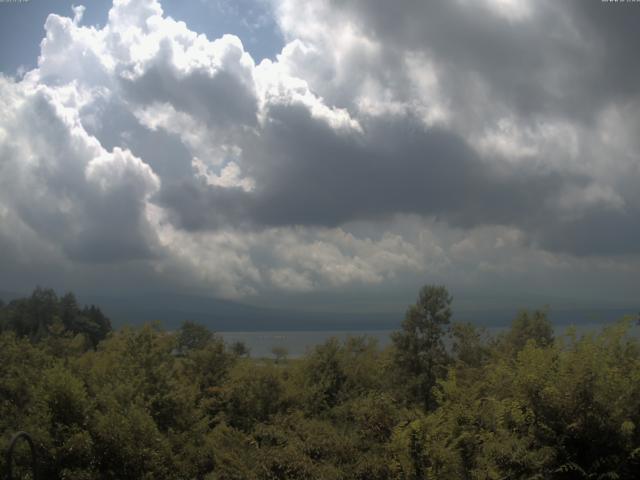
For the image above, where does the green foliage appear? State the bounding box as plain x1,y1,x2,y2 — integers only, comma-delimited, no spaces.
1,285,639,479
498,308,554,356
300,337,349,413
0,288,111,348
177,320,214,352
230,340,250,358
221,361,288,432
391,284,452,410
451,321,490,368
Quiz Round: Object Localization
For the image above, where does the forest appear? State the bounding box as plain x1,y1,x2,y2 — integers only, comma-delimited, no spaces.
1,286,639,479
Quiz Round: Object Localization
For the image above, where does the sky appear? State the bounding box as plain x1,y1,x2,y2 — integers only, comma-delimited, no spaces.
0,0,639,319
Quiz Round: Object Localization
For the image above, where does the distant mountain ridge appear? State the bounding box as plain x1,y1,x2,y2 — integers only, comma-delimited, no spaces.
78,292,397,331
1,289,634,331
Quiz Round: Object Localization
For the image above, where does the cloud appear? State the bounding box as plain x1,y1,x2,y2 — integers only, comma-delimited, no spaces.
0,76,160,263
268,0,640,256
274,0,639,122
0,0,639,303
150,214,439,298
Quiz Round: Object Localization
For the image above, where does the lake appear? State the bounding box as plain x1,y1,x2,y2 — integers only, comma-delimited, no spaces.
219,321,634,358
220,330,395,358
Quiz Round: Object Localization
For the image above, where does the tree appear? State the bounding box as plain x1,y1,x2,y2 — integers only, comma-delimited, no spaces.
301,338,347,412
272,346,289,364
499,308,554,355
0,300,6,333
223,362,286,432
80,304,112,347
231,340,250,358
0,288,111,348
59,292,79,331
451,322,489,368
391,284,452,410
177,320,213,353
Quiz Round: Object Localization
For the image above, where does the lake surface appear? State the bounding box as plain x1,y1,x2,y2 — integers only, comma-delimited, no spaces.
219,321,634,358
220,330,395,358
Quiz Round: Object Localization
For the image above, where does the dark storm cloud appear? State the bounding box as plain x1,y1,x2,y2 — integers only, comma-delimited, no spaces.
247,106,570,229
157,104,590,243
158,178,253,231
345,0,637,118
535,206,640,257
62,174,162,263
564,0,640,104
